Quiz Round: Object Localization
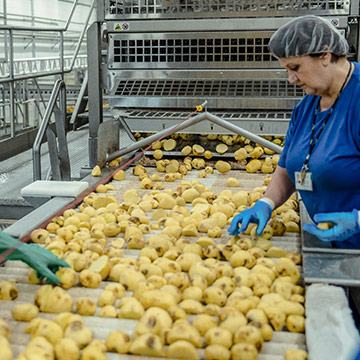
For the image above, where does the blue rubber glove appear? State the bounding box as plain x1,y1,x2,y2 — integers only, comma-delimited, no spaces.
228,200,273,236
0,230,70,284
303,209,360,242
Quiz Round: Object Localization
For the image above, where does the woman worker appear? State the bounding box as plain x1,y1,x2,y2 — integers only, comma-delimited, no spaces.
228,15,360,249
0,230,69,284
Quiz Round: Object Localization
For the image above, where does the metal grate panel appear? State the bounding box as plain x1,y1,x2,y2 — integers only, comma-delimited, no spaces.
113,79,304,98
105,0,349,19
123,110,292,120
108,32,277,69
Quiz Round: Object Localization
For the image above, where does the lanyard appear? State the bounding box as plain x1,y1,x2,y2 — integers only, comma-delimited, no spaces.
300,62,353,181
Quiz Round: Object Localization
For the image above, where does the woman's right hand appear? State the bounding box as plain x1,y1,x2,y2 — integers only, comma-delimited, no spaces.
228,200,273,236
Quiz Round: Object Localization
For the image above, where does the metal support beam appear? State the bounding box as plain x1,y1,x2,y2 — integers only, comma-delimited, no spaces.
87,21,103,167
107,110,283,162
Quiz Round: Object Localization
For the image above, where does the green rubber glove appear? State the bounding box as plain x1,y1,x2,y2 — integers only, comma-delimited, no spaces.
0,230,70,284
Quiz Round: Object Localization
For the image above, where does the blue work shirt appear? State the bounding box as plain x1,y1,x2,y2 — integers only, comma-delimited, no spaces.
278,61,360,249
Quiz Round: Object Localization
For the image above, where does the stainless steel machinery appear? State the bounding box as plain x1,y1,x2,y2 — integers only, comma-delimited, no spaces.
85,0,360,168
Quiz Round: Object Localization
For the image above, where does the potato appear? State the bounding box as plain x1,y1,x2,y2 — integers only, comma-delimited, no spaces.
98,305,117,318
105,330,132,354
82,340,107,360
208,226,222,238
285,348,308,360
179,299,204,315
275,258,300,284
163,138,177,151
204,287,227,307
234,148,247,161
205,327,233,349
220,314,247,334
246,159,261,173
26,318,63,346
182,286,203,302
117,297,145,319
205,344,231,360
226,177,240,187
56,267,77,289
0,335,13,360
167,322,203,348
54,338,80,360
216,144,228,154
229,250,256,268
134,307,172,338
233,325,263,350
231,343,258,360
79,269,102,288
91,165,101,176
18,336,54,360
12,303,38,322
30,228,50,243
192,314,218,336
76,297,97,316
130,333,165,357
204,151,213,160
168,340,199,360
0,319,10,339
249,146,264,159
286,315,305,333
54,312,84,332
182,145,192,156
35,285,73,313
193,144,205,155
262,306,286,331
97,290,116,307
215,160,231,173
64,321,93,349
0,281,18,300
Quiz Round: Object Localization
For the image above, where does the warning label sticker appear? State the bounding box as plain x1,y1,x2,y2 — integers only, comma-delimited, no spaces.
114,23,129,31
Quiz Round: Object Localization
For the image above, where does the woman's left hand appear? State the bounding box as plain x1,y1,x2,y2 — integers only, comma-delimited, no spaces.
303,209,360,242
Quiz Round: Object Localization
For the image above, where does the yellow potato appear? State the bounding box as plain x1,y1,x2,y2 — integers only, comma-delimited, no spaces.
168,340,199,360
205,327,233,349
130,333,165,357
0,336,13,360
285,348,308,360
231,343,258,360
78,269,102,288
76,297,97,316
0,319,10,339
0,281,18,300
64,321,93,349
215,160,231,173
26,318,63,346
106,330,132,354
54,338,80,360
204,344,231,360
286,315,305,333
12,303,39,322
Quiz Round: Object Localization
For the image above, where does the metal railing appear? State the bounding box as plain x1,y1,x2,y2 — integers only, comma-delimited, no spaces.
32,79,70,181
0,0,95,138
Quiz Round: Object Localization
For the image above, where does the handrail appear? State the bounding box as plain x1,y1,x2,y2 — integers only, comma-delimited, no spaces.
0,0,78,32
1,0,95,138
32,79,66,181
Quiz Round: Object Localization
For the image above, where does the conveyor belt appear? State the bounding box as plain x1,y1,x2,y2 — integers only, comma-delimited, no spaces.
0,167,305,359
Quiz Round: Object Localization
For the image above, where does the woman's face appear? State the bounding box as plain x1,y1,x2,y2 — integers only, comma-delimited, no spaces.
278,54,330,96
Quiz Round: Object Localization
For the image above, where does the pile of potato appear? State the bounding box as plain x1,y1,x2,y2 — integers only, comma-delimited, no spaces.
1,165,308,360
135,132,284,175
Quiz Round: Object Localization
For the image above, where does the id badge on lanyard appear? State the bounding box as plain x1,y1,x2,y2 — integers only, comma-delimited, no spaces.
295,170,313,191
